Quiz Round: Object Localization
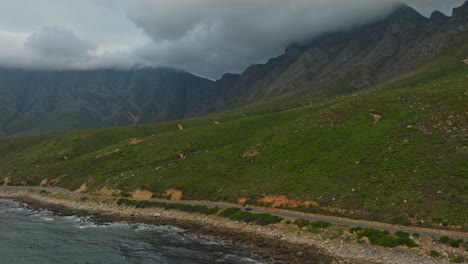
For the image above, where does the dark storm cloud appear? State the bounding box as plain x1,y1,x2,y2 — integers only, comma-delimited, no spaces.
0,0,465,78
128,0,466,78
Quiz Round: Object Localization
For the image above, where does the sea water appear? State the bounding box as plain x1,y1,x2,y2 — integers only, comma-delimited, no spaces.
0,199,264,264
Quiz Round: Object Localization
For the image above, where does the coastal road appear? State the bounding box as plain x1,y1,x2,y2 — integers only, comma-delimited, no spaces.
1,186,467,240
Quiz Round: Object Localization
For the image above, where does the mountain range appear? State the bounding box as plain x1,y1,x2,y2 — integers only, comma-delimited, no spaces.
1,3,467,137
0,2,467,230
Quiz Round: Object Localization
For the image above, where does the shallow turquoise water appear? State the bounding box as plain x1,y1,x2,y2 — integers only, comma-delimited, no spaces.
0,199,264,264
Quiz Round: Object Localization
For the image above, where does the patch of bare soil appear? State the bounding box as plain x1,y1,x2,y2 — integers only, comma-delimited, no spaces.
131,190,153,200
2,176,11,186
40,178,48,187
214,121,221,125
177,124,184,130
242,149,258,158
74,182,88,193
49,174,68,186
258,195,318,208
95,149,120,159
463,59,468,65
369,113,382,124
237,197,250,206
93,187,122,197
165,188,183,201
129,138,142,145
242,144,264,158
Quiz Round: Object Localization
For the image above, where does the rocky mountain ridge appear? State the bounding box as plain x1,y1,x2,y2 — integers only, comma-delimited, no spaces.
219,3,468,102
1,2,467,137
0,68,218,136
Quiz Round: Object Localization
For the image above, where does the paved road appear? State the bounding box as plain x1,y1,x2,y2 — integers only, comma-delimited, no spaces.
1,186,467,240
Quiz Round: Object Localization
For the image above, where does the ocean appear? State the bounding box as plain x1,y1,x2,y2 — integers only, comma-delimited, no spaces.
0,199,264,264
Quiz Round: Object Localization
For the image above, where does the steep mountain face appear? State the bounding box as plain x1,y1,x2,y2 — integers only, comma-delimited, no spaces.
0,68,218,136
220,3,468,101
1,37,467,227
0,3,467,137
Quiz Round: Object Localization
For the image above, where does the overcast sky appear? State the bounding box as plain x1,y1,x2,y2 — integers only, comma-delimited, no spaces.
0,0,465,79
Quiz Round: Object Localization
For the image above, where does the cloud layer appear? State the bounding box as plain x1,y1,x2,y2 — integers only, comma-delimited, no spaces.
25,27,94,60
0,0,465,79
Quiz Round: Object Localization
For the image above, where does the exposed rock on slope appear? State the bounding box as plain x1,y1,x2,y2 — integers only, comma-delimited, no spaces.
0,3,467,136
0,67,217,136
221,4,468,103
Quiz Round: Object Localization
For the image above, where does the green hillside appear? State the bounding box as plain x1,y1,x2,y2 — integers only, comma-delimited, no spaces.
1,41,467,229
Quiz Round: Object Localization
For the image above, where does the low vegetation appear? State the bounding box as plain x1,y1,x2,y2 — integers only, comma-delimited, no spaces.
429,250,440,258
350,227,418,248
438,235,465,248
1,41,467,230
116,199,219,215
220,208,284,226
292,219,332,229
115,199,283,226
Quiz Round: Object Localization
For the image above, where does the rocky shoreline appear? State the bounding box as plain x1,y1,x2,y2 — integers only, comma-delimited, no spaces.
0,189,458,264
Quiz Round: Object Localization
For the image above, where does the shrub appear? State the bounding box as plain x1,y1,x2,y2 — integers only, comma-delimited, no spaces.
135,200,150,208
115,200,288,226
397,237,418,247
450,255,464,263
293,219,311,228
310,221,332,229
350,226,363,233
395,231,410,238
162,203,219,215
293,219,332,229
115,199,219,215
117,198,131,206
439,236,450,244
432,217,449,226
378,236,399,247
449,239,460,248
227,211,283,226
357,229,397,247
354,228,417,248
79,196,88,202
429,250,440,258
218,207,242,217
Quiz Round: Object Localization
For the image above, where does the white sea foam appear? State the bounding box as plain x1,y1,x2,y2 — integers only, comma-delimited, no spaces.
134,224,181,232
62,215,80,221
76,223,100,229
75,220,126,229
6,207,26,212
219,254,264,264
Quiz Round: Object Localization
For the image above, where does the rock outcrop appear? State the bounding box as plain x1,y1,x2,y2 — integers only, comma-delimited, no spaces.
1,3,467,137
219,3,468,104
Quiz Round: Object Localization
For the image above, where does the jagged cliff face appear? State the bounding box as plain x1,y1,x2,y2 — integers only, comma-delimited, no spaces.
0,3,467,137
0,68,218,136
219,3,468,101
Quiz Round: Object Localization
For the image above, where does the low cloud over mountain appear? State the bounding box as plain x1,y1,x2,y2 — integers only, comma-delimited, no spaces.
0,0,465,78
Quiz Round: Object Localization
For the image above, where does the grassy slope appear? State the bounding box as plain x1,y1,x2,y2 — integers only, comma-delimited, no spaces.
0,42,467,228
